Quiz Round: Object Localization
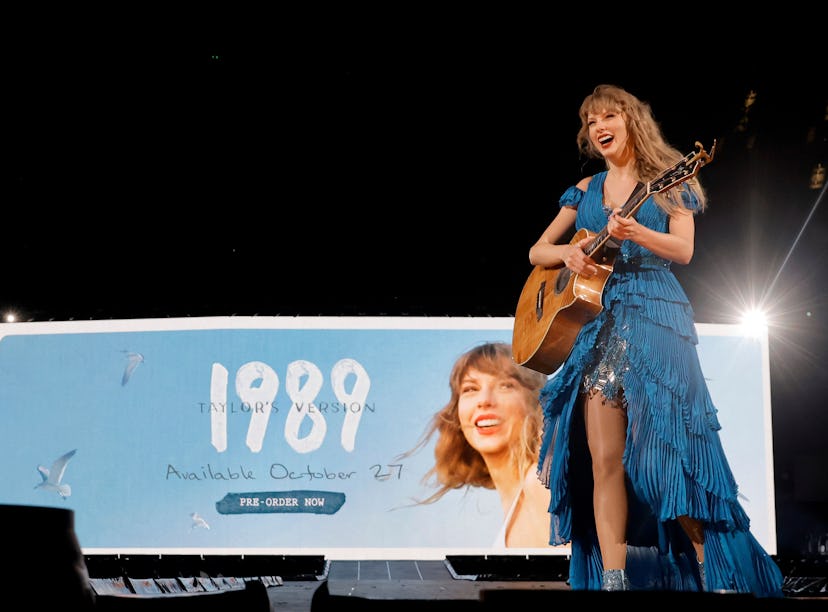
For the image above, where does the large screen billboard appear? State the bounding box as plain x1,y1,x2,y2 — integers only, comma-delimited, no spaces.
0,317,776,559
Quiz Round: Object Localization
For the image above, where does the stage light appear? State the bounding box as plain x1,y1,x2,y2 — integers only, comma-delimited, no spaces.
739,308,768,337
3,311,18,323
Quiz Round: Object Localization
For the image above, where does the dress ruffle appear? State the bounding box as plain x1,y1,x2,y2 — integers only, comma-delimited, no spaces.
537,172,784,596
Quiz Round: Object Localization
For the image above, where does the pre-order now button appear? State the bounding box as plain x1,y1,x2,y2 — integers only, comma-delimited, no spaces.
215,490,346,514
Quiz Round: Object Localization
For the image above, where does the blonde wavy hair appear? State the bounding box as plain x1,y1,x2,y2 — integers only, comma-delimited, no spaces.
398,342,548,506
577,84,707,214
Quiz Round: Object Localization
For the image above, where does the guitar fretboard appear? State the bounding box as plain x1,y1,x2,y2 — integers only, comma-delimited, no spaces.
586,181,647,258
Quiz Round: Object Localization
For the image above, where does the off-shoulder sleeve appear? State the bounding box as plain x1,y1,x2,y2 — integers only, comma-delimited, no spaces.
559,185,585,209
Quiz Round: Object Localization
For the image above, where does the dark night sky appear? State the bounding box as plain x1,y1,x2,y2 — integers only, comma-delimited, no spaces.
4,24,827,553
5,28,825,319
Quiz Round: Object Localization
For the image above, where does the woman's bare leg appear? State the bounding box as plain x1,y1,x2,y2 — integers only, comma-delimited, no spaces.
677,515,705,563
583,391,628,569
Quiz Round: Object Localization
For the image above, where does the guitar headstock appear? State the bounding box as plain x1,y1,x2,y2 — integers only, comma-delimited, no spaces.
650,140,717,194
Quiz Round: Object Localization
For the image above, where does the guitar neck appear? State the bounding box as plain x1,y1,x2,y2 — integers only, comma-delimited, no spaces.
585,181,647,258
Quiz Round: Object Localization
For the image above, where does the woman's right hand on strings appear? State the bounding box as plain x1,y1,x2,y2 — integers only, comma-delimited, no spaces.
562,236,598,277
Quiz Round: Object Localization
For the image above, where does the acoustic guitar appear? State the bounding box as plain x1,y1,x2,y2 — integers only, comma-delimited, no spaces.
512,141,716,375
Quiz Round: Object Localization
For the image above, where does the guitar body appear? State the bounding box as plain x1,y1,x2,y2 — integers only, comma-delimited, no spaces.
512,229,615,375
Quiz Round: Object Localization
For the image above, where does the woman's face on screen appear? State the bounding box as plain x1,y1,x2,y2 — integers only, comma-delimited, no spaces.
456,365,526,459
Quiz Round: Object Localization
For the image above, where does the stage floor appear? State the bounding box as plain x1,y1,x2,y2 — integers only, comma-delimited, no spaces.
264,559,826,611
267,559,569,610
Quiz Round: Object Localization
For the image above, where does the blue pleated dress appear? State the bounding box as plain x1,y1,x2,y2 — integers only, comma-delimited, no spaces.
537,172,785,597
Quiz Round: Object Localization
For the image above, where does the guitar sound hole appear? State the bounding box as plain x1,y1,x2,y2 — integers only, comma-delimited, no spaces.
555,269,570,294
535,281,546,321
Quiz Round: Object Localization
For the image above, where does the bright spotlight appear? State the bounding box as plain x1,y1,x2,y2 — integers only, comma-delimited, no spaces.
3,312,17,323
740,309,768,337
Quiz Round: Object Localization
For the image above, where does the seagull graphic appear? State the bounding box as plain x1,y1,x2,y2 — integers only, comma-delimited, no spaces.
190,512,210,530
122,351,144,386
35,449,77,499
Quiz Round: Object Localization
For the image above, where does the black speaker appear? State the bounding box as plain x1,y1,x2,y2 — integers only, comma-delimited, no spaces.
2,503,96,610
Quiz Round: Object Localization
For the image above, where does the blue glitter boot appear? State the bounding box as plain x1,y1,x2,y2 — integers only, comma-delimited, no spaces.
601,569,630,591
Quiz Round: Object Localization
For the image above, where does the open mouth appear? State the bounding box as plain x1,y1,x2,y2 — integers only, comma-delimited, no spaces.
598,134,614,146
